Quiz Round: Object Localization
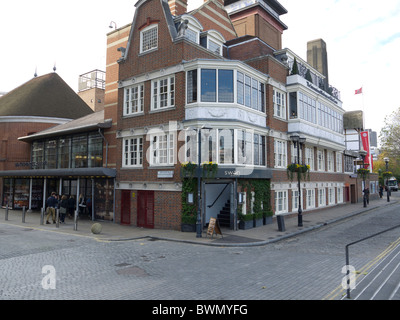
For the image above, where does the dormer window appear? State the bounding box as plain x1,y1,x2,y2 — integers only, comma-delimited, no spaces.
140,24,158,53
175,14,202,44
200,30,225,56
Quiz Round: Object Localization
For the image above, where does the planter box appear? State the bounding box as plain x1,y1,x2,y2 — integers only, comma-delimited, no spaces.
239,220,253,230
181,223,196,232
263,216,273,225
254,218,263,228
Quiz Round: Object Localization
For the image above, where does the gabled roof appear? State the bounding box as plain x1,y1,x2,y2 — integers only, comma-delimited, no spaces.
0,73,93,119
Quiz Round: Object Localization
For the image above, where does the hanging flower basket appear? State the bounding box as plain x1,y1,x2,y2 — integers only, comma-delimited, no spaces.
357,168,370,180
382,171,393,179
287,163,310,181
202,161,218,179
181,161,198,179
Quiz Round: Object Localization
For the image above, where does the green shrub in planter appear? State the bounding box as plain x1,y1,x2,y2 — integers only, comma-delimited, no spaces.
239,213,254,230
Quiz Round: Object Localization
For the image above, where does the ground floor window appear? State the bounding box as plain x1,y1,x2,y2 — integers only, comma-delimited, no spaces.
275,190,288,214
1,177,114,221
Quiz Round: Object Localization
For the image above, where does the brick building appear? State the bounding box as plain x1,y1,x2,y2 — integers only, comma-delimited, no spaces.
0,73,94,209
1,0,378,231
103,0,378,231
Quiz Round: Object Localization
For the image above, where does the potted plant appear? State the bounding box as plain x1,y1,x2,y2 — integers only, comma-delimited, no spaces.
254,212,263,227
263,210,273,225
238,213,254,230
181,214,196,232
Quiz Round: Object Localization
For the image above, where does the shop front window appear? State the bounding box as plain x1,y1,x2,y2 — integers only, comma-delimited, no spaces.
72,135,88,168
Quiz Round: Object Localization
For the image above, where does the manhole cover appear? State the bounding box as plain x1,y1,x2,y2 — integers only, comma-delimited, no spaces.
116,266,148,277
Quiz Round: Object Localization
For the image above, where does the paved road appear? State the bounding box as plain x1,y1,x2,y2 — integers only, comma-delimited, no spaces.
1,194,400,302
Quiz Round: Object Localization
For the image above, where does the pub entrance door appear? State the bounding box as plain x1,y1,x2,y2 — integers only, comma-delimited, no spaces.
121,190,131,225
137,190,154,229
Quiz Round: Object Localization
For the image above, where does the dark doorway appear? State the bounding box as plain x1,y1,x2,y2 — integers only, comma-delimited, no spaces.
121,190,131,225
137,190,154,229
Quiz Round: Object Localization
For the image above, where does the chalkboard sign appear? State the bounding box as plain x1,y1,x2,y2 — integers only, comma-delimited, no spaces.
206,217,223,238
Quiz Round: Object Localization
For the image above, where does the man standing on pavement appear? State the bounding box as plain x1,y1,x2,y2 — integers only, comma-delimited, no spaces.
46,192,57,224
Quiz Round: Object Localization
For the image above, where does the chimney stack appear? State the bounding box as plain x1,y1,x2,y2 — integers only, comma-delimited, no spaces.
307,39,329,89
168,0,188,16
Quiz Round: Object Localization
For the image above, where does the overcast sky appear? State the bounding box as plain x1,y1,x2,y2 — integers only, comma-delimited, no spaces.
1,0,399,136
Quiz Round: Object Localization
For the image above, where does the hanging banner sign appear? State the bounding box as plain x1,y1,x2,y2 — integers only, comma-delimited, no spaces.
360,131,371,169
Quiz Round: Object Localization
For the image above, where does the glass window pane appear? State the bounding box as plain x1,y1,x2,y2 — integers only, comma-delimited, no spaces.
218,70,233,103
201,69,216,102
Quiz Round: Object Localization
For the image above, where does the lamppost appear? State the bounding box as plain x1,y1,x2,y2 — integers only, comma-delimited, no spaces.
195,126,212,238
359,149,368,208
384,157,390,202
290,134,306,227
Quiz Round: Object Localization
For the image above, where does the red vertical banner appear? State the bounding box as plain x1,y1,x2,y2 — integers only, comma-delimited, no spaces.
360,131,371,169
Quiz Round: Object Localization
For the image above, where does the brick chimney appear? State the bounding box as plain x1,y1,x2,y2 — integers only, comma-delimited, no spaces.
168,0,188,16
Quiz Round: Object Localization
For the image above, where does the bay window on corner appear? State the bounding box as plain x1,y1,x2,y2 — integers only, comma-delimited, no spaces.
186,67,265,112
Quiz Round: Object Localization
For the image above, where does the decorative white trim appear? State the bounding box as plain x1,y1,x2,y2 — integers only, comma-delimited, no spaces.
0,116,70,124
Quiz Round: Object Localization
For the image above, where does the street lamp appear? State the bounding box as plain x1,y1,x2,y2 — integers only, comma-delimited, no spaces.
195,125,212,238
384,157,390,202
359,149,368,207
290,134,306,227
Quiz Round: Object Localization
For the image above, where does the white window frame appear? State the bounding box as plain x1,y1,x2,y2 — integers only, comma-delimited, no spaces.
336,152,343,173
140,24,158,53
275,190,288,214
124,84,144,116
305,146,314,171
151,76,175,111
274,139,287,168
337,187,343,203
318,188,326,207
306,189,315,209
317,149,325,171
327,151,334,172
273,89,286,120
185,26,199,43
123,137,143,167
150,132,175,166
291,142,303,164
328,187,335,205
292,189,303,212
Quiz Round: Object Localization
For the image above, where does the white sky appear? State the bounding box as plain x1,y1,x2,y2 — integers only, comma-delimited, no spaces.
1,0,399,135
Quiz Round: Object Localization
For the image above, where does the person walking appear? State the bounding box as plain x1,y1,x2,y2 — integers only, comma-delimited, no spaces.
67,195,75,219
59,195,68,223
46,192,57,224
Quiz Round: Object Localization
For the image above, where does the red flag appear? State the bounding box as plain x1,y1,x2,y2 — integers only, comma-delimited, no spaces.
355,87,363,94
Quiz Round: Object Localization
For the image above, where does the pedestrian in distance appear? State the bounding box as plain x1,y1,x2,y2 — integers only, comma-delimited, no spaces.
59,195,68,223
67,195,75,219
46,192,57,224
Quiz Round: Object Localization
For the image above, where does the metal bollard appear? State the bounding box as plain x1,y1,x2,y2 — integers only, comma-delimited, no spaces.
277,215,285,232
22,206,26,223
56,209,60,228
5,204,9,221
74,210,78,231
40,208,44,225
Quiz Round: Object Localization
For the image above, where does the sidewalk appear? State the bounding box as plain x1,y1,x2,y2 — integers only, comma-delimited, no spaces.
0,197,398,247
